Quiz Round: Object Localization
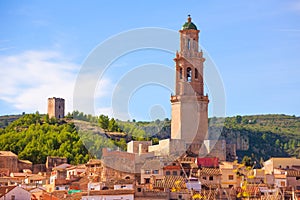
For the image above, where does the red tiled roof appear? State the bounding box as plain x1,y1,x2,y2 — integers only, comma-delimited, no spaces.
153,175,186,190
197,157,219,168
199,167,221,176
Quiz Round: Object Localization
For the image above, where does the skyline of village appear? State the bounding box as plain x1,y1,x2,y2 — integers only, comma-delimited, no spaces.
0,1,300,200
1,9,300,199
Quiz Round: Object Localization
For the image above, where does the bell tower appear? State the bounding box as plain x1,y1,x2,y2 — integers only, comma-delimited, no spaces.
171,15,209,155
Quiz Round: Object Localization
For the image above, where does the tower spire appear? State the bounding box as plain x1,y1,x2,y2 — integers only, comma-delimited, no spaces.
187,14,191,23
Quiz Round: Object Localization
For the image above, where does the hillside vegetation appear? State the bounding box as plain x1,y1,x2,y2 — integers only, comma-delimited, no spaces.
0,113,89,164
0,112,299,164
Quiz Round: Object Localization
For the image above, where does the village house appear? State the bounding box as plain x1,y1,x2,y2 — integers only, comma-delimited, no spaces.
219,161,239,189
263,157,300,174
0,185,31,200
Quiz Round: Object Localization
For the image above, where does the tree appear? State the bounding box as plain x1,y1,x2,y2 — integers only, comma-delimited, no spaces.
236,115,242,124
241,156,253,167
275,139,280,148
99,115,109,130
108,118,118,132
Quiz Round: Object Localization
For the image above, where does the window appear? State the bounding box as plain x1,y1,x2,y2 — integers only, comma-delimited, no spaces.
195,68,198,79
145,170,151,174
179,68,183,79
228,175,234,180
172,171,178,176
187,39,190,49
209,176,213,181
145,178,150,184
187,67,192,82
166,171,170,176
203,176,207,180
280,181,286,187
11,196,15,200
137,187,142,192
153,170,159,174
229,185,233,188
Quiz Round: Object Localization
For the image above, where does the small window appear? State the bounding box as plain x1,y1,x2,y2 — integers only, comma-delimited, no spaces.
145,178,150,184
228,175,234,180
187,67,192,82
203,176,207,180
153,170,159,174
195,68,198,79
179,68,183,79
166,171,170,176
137,188,142,192
11,195,15,200
172,171,178,176
187,39,190,50
209,176,213,181
229,185,233,188
145,170,151,174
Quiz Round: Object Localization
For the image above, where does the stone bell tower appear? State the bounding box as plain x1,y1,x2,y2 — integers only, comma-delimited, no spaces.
171,15,209,155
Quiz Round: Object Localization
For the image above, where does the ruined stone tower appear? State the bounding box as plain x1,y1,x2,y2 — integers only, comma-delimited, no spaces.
171,15,209,155
48,97,65,119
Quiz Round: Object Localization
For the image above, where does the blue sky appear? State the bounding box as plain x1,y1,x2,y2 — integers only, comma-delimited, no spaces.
0,0,300,120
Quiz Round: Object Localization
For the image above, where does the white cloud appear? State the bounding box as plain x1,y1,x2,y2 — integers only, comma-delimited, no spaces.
0,50,111,114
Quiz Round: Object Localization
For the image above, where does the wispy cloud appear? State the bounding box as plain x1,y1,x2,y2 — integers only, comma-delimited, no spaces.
0,50,111,114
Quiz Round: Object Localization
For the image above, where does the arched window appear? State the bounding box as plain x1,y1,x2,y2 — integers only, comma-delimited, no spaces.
195,68,198,79
179,67,183,79
187,67,192,82
187,39,190,50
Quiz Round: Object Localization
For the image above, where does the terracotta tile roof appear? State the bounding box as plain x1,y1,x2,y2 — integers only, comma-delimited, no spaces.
67,164,86,170
84,189,135,195
0,186,17,198
237,186,260,196
27,174,46,181
153,175,186,190
53,163,72,171
201,183,220,189
86,159,102,165
199,167,221,176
